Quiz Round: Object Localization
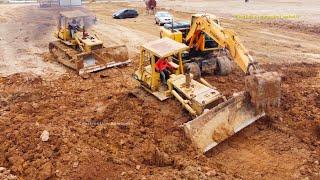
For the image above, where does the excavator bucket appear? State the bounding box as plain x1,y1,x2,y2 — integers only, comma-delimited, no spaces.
78,45,131,76
183,92,265,153
245,71,281,109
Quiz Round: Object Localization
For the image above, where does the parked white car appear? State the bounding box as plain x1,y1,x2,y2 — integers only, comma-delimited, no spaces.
155,11,173,25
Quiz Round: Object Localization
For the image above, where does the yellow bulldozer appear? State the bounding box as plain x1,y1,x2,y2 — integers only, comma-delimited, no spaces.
49,10,131,77
133,38,280,153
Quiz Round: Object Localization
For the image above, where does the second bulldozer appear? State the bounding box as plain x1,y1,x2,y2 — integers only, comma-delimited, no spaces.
49,10,130,77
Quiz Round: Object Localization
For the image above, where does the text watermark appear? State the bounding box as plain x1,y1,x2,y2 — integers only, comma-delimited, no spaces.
234,14,300,20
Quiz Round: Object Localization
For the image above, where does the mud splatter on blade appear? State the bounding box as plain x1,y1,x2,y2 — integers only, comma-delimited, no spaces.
183,92,265,153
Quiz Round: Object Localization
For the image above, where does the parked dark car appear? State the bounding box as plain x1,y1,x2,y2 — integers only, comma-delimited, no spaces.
112,9,139,19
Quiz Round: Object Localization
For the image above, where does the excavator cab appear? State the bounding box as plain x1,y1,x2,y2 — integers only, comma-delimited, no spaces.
190,14,220,51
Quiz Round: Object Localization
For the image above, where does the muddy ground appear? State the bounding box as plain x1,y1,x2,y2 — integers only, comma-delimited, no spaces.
0,1,319,179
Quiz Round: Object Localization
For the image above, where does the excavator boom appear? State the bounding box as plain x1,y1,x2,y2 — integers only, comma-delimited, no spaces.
186,15,281,108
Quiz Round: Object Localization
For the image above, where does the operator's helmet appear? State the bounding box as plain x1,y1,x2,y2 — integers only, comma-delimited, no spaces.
72,19,77,24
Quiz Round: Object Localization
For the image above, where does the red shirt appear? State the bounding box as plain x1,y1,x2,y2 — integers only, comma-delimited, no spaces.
155,58,172,72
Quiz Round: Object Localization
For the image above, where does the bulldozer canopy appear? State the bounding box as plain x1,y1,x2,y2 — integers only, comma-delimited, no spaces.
142,38,189,58
60,10,89,19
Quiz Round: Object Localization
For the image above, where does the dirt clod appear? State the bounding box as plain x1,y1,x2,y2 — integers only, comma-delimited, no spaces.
40,130,50,142
0,167,17,180
38,162,53,180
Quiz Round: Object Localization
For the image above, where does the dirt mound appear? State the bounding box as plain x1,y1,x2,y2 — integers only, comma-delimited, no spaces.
1,73,43,85
0,70,195,179
0,62,319,179
265,63,320,144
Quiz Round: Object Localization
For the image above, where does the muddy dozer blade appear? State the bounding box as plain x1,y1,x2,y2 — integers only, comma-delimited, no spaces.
92,45,129,63
245,71,281,109
78,45,131,76
49,41,130,77
183,92,265,153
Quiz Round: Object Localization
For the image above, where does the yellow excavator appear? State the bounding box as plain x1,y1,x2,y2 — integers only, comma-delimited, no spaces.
160,13,281,108
49,10,130,77
133,38,280,153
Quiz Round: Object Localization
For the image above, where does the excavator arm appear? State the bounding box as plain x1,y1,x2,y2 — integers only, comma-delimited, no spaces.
186,15,281,108
186,16,256,74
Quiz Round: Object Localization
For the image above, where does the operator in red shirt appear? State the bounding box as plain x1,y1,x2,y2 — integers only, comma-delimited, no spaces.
155,57,174,84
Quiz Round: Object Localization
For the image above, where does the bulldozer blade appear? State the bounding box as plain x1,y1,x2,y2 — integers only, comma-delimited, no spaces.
49,41,130,76
78,45,130,75
92,45,129,63
78,60,131,76
245,71,281,109
183,92,265,153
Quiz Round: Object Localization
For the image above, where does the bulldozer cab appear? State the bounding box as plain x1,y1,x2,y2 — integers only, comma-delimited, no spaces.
134,38,189,100
57,10,88,42
50,10,131,77
56,10,103,53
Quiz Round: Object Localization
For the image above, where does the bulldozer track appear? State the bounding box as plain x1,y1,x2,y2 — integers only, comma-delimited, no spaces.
49,41,78,59
49,41,81,71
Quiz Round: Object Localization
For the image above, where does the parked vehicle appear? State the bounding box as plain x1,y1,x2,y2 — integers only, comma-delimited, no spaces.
113,9,139,19
155,11,173,25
